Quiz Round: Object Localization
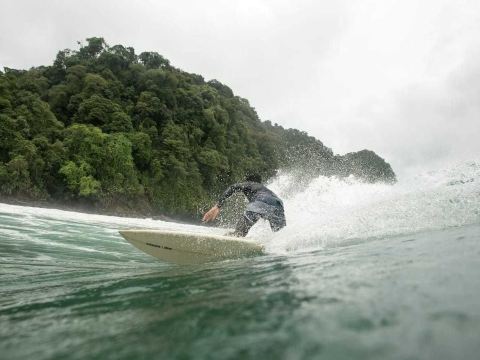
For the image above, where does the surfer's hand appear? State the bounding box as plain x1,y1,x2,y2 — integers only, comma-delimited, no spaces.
203,205,220,222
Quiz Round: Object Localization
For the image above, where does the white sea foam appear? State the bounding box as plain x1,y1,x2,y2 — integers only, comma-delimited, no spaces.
258,159,480,252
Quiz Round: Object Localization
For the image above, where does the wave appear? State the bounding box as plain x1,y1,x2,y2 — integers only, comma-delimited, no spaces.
258,160,480,252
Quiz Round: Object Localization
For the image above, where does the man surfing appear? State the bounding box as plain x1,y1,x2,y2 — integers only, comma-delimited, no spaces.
202,174,286,237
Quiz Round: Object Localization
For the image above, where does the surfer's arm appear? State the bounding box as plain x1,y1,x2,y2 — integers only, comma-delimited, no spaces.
202,205,220,222
203,183,248,223
216,183,247,208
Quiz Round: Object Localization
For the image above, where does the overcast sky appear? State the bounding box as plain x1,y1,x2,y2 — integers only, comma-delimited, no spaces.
1,0,479,175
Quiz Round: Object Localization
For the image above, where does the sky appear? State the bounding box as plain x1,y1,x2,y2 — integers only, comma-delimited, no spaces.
1,0,479,176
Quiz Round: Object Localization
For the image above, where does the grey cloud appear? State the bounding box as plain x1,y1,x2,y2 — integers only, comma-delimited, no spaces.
348,53,480,176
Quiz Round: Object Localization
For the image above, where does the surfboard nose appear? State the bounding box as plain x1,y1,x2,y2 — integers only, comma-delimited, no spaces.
119,229,138,241
118,229,129,237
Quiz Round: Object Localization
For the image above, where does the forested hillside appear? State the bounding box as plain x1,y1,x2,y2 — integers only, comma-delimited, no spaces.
0,37,395,218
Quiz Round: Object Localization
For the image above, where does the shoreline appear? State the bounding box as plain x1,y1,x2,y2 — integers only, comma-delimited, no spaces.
0,197,185,224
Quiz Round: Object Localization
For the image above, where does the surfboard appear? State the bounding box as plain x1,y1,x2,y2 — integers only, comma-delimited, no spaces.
119,229,265,265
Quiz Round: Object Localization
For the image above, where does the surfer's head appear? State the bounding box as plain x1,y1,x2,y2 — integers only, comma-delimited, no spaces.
245,173,262,183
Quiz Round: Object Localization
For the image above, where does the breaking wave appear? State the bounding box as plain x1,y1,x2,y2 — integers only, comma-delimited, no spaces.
257,160,480,252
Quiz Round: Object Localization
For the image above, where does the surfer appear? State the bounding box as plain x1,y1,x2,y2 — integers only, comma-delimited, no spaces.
202,174,286,237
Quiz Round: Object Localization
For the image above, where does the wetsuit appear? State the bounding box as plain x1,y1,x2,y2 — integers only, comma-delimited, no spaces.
217,182,286,237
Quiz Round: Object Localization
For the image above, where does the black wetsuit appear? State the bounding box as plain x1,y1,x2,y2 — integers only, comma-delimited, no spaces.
217,182,286,236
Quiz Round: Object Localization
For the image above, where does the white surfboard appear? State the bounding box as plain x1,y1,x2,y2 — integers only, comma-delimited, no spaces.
119,229,265,265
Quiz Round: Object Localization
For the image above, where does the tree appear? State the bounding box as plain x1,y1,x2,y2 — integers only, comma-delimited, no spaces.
4,156,32,195
59,160,99,197
79,37,106,59
100,133,142,197
139,52,169,69
74,94,131,132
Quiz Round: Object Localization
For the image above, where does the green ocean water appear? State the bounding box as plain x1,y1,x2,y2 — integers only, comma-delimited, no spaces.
1,163,480,359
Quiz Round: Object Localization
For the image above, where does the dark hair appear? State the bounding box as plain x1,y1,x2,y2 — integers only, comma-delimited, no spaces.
245,173,262,183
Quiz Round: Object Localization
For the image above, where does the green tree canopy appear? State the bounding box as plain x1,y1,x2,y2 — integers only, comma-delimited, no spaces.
0,37,396,218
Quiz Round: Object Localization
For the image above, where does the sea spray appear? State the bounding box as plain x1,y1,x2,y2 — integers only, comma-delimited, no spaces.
255,160,480,252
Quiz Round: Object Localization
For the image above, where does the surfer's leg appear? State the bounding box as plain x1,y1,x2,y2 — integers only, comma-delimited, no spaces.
270,218,286,232
268,207,286,232
234,211,260,237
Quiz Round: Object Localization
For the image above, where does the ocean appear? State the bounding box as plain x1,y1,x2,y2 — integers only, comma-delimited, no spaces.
1,161,479,360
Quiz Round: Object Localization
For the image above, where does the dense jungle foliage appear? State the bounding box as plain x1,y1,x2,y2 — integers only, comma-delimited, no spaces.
0,37,395,218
